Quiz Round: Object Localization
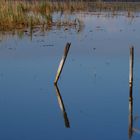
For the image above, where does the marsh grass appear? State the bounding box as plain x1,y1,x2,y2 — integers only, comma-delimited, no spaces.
0,0,87,31
0,0,140,32
0,0,52,31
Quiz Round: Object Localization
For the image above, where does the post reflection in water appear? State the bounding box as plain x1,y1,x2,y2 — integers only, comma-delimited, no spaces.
128,46,134,139
54,84,70,128
129,82,133,139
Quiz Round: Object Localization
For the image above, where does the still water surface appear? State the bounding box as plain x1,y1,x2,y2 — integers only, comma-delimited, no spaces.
0,12,140,140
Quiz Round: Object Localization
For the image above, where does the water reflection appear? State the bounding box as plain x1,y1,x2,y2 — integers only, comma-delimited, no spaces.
54,84,70,128
128,82,140,139
1,10,139,41
129,82,133,139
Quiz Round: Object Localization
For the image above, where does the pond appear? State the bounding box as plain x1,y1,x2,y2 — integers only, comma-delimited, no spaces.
0,11,140,140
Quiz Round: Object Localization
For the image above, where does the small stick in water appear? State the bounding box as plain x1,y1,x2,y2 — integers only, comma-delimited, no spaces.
54,42,71,84
129,46,134,85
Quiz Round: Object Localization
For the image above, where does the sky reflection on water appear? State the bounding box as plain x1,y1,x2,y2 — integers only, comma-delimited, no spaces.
0,12,140,140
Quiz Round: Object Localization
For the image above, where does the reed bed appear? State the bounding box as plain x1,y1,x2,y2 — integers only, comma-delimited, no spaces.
87,2,140,12
0,0,87,31
0,0,140,31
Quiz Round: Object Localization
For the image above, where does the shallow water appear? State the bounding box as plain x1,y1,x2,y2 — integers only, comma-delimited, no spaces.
0,12,140,140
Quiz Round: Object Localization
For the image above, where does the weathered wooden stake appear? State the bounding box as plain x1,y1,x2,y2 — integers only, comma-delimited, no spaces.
129,47,134,85
54,42,71,84
54,84,70,128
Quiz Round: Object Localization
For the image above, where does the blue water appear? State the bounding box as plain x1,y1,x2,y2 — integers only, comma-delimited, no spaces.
0,12,140,140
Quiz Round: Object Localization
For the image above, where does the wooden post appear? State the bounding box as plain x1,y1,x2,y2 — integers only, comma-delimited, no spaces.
129,47,134,85
54,84,70,128
54,42,71,84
